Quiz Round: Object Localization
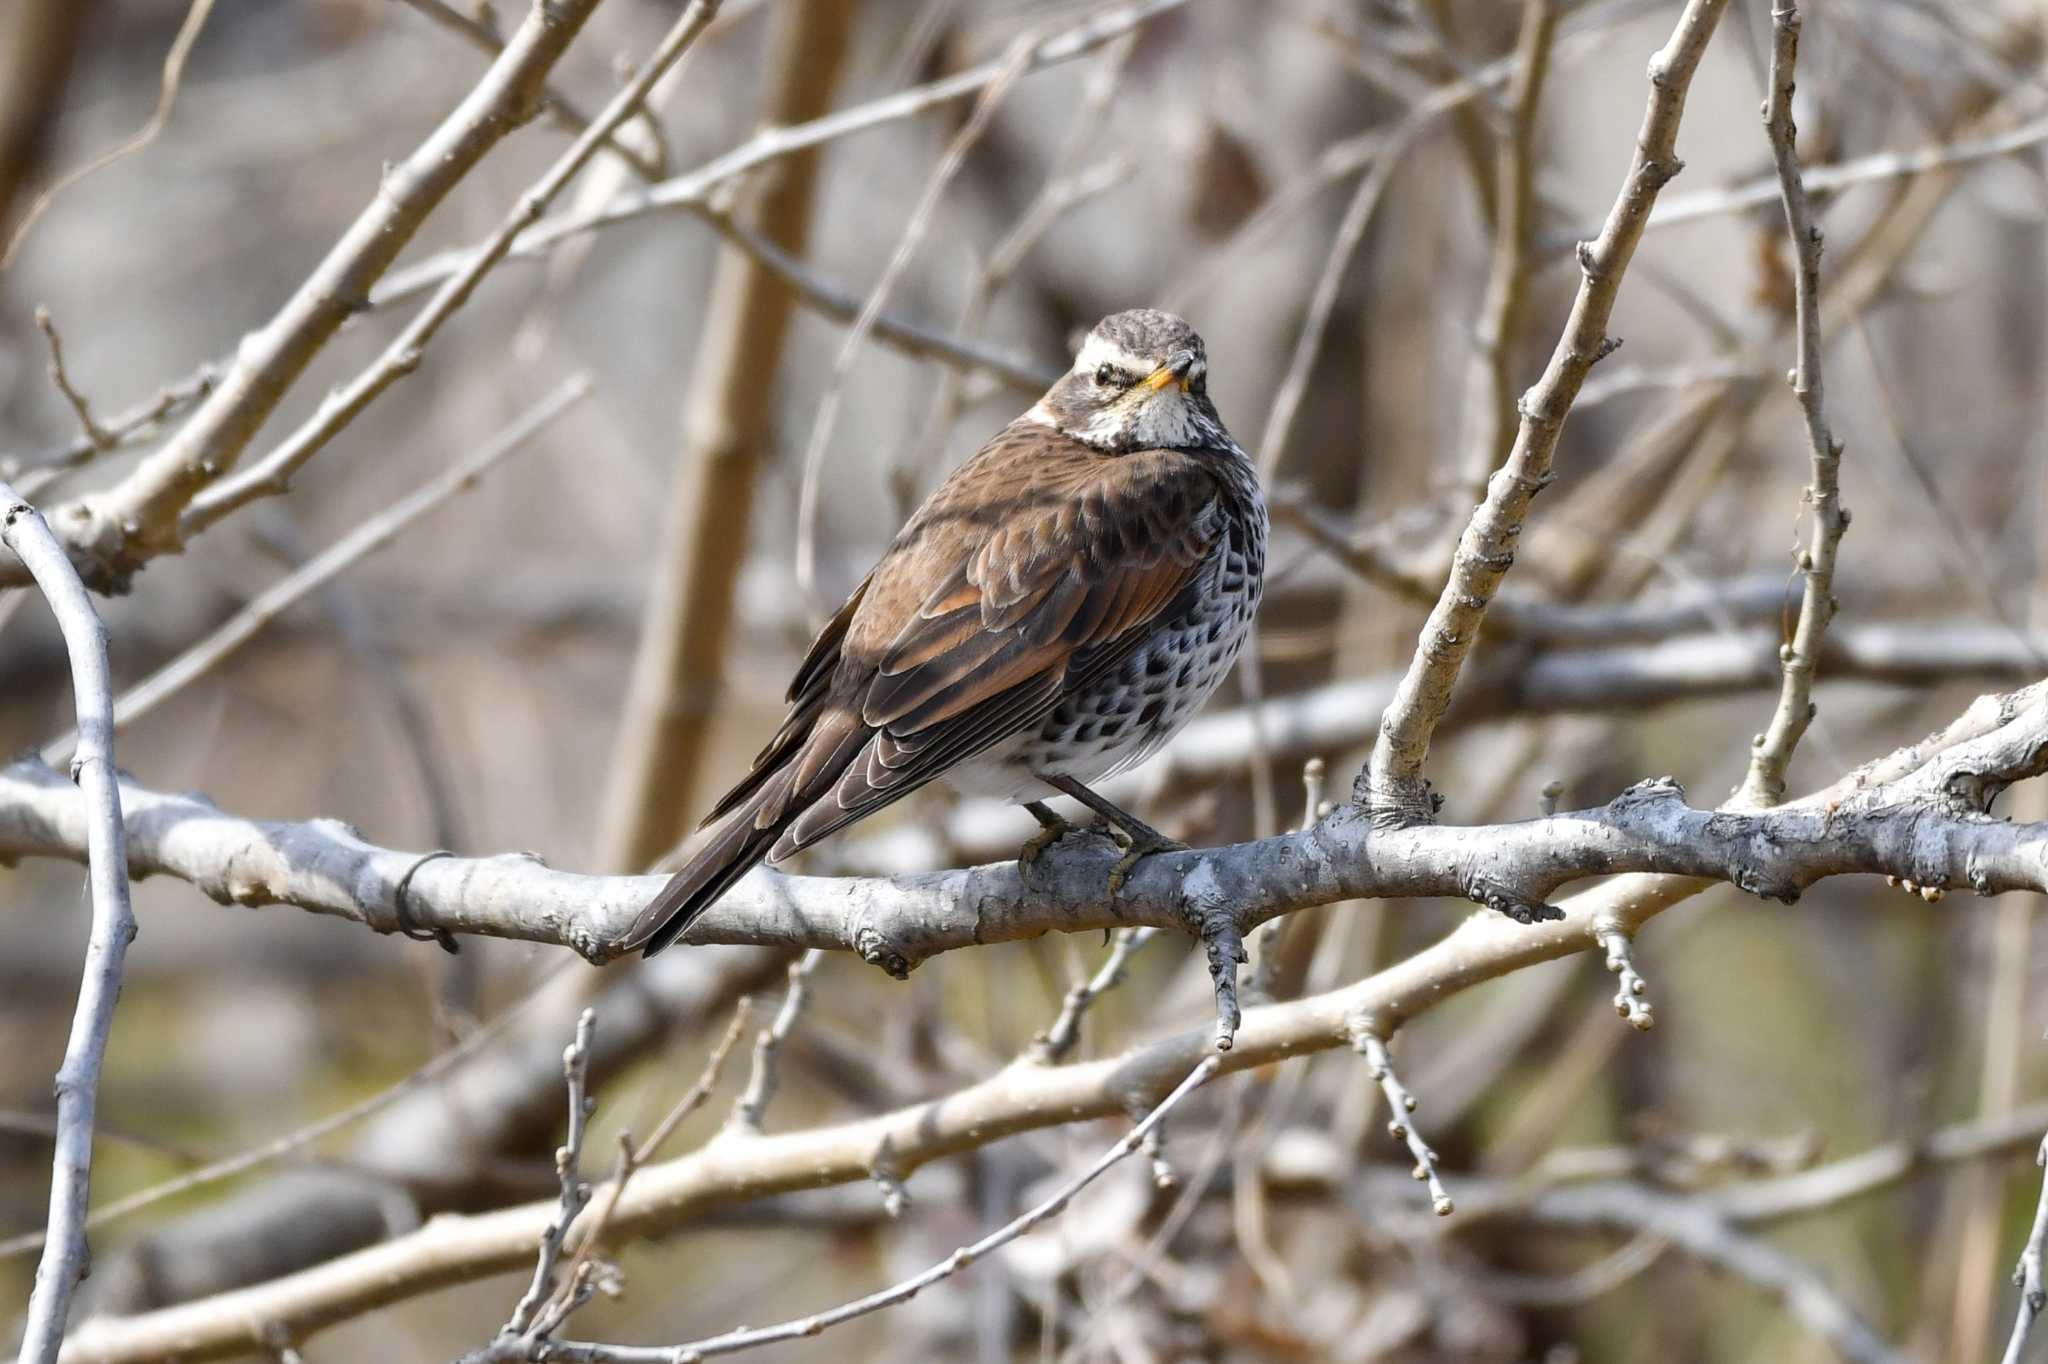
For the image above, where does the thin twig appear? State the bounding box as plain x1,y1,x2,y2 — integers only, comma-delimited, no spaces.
39,376,590,764
1,483,135,1364
1,0,218,268
38,375,587,762
551,998,754,1309
177,2,719,541
1737,0,1850,807
1456,0,1560,497
728,950,822,1134
1255,125,1416,481
1358,0,1731,825
894,30,1136,502
0,962,568,1260
1642,111,2048,235
393,0,665,180
2,366,218,498
1,0,610,592
1033,929,1161,1064
539,1057,1223,1363
33,307,111,452
367,0,1193,318
690,206,1056,394
1352,1031,1453,1216
498,1009,599,1342
791,39,1033,612
2001,1135,2048,1364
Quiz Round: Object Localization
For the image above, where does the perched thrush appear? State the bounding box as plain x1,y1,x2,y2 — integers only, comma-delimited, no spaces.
627,309,1267,955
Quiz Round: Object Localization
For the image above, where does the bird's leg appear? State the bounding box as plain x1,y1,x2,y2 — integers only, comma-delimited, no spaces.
1040,774,1188,896
1018,800,1081,875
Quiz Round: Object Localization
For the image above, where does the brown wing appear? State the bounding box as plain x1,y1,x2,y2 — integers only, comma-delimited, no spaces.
625,424,1219,955
765,425,1223,855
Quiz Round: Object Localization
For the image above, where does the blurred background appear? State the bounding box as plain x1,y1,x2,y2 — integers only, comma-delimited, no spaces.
3,0,2048,1359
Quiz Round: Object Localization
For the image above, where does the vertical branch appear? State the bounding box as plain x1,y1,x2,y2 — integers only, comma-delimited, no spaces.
2001,1135,2048,1364
598,0,857,872
1455,0,1560,497
1736,0,1849,808
1357,0,1731,822
2,484,135,1364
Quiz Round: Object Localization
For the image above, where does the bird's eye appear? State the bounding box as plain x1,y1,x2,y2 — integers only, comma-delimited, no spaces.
1094,363,1118,387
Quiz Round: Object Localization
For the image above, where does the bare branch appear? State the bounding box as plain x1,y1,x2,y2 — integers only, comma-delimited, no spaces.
1360,0,1732,823
0,0,218,268
2002,1135,2048,1364
792,38,1032,609
1353,1032,1453,1216
40,376,591,764
1033,928,1162,1064
728,951,821,1135
1737,0,1850,808
1456,0,1560,498
1598,927,1654,1031
367,0,1194,317
32,307,110,453
175,1,720,542
497,1009,598,1344
0,484,134,1364
0,0,610,592
7,684,2048,969
597,0,856,872
393,0,664,180
531,1058,1222,1364
41,685,2045,1363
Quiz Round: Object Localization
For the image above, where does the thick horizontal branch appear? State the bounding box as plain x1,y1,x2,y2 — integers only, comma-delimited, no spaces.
46,684,2048,1363
5,684,2046,976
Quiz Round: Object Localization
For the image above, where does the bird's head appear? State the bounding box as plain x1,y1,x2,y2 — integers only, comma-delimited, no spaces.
1029,309,1228,454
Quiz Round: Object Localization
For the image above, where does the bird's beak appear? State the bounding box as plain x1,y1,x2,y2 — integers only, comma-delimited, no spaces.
1144,349,1199,394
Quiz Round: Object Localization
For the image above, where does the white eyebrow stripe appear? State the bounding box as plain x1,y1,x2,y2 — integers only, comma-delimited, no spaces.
1073,333,1152,375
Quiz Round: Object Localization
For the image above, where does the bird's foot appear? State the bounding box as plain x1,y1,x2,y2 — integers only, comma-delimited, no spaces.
1105,824,1189,898
1018,801,1081,876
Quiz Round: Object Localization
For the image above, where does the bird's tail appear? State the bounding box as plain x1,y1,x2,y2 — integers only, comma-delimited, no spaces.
623,784,788,957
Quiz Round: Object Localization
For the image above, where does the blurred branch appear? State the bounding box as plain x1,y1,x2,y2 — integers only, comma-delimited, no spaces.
1359,0,1730,823
0,0,89,242
40,376,592,764
46,687,2045,1363
1639,110,2048,237
7,683,2048,970
1737,0,1849,808
0,484,134,1364
688,205,1056,393
1254,123,1416,482
1455,0,1559,498
0,0,608,593
596,0,855,874
0,966,562,1262
174,1,720,541
520,1058,1221,1364
792,38,1033,608
393,0,664,180
0,0,217,269
368,0,1192,312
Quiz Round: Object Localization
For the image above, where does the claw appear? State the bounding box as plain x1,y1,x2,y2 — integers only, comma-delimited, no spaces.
1104,828,1189,898
1018,803,1080,876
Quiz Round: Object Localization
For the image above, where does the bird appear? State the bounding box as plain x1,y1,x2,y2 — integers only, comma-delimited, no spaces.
626,308,1267,956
